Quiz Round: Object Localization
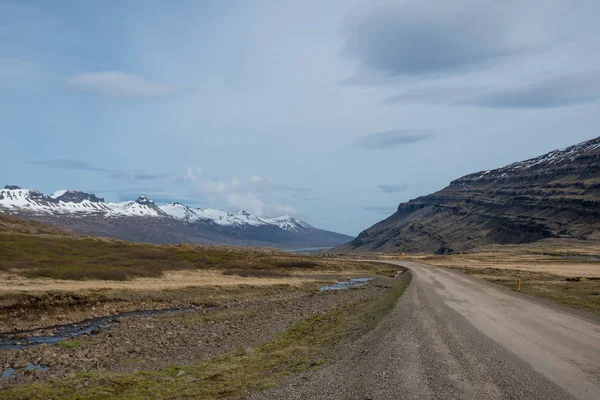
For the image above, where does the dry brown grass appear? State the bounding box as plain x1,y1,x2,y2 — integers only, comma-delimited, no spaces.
408,239,600,315
0,269,317,293
415,239,600,278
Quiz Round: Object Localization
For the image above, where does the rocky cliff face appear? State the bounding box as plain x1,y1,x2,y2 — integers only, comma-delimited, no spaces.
338,136,600,253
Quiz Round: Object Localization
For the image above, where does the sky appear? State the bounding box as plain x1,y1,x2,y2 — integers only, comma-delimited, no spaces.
1,0,599,236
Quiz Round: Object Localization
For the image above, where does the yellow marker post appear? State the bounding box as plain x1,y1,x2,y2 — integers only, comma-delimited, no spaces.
517,279,521,292
401,252,405,260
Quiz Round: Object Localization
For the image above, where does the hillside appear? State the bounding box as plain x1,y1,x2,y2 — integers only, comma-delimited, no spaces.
0,188,352,248
337,136,600,253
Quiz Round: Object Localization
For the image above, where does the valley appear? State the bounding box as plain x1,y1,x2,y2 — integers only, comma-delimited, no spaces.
2,138,599,399
0,214,406,398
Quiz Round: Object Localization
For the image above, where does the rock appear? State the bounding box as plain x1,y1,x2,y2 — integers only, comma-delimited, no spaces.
244,347,256,355
176,370,186,377
65,372,76,378
13,360,30,369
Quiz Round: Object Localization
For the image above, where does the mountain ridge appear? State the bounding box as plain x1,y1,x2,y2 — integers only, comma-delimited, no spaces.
0,186,352,248
336,136,600,253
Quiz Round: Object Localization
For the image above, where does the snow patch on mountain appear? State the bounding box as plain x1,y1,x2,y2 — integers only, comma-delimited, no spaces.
159,203,270,227
264,215,312,231
1,188,162,217
455,136,600,183
50,190,68,199
0,186,318,232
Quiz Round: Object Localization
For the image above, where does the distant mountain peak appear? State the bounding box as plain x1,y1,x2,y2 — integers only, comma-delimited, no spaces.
52,190,104,203
0,185,353,247
135,195,154,205
264,215,312,231
4,185,21,190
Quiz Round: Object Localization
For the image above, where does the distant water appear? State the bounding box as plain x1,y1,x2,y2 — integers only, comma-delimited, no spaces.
282,246,332,253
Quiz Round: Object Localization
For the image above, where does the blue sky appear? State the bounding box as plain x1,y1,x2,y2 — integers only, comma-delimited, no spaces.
1,0,599,236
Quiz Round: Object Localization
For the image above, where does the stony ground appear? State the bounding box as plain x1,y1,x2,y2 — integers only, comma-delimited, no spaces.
250,261,600,400
0,275,395,387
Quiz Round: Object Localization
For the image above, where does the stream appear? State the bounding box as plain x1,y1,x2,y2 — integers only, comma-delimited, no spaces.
0,307,196,351
319,278,374,292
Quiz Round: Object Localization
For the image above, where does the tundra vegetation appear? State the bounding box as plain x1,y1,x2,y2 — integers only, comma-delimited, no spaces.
0,213,411,398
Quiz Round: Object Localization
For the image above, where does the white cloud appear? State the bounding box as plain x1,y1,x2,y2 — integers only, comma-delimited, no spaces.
186,168,300,217
226,193,299,217
68,71,176,98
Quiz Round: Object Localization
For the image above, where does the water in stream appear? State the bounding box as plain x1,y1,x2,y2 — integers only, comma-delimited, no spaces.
0,307,196,351
1,364,48,379
319,278,373,292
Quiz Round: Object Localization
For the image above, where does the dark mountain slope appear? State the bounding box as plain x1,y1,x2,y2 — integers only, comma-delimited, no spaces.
337,136,600,253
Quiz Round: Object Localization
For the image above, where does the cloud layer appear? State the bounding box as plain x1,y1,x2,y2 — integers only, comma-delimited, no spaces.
68,71,176,98
466,72,600,108
29,159,104,172
354,130,434,150
29,159,177,183
342,0,556,82
377,184,408,194
385,72,600,109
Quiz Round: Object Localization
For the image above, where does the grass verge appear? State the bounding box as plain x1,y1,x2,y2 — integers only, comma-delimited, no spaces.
0,274,411,400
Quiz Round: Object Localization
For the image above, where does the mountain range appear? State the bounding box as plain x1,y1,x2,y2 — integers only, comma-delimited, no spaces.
336,136,600,254
0,186,352,248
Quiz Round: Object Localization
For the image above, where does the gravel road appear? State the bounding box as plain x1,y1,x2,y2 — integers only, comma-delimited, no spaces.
249,260,600,400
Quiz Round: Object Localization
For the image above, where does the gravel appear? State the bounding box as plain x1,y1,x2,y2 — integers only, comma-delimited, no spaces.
249,261,599,400
0,276,392,386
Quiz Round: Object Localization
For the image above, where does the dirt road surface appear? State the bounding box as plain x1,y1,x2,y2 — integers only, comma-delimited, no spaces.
250,261,600,400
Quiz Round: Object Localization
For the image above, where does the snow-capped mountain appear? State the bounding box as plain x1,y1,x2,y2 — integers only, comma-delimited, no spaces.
158,202,313,231
457,136,600,183
0,188,167,218
263,215,312,232
159,203,272,227
0,186,352,247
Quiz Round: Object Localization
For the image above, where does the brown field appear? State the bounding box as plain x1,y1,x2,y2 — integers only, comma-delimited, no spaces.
323,238,600,315
415,238,600,278
413,239,600,316
0,214,414,398
0,214,397,333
